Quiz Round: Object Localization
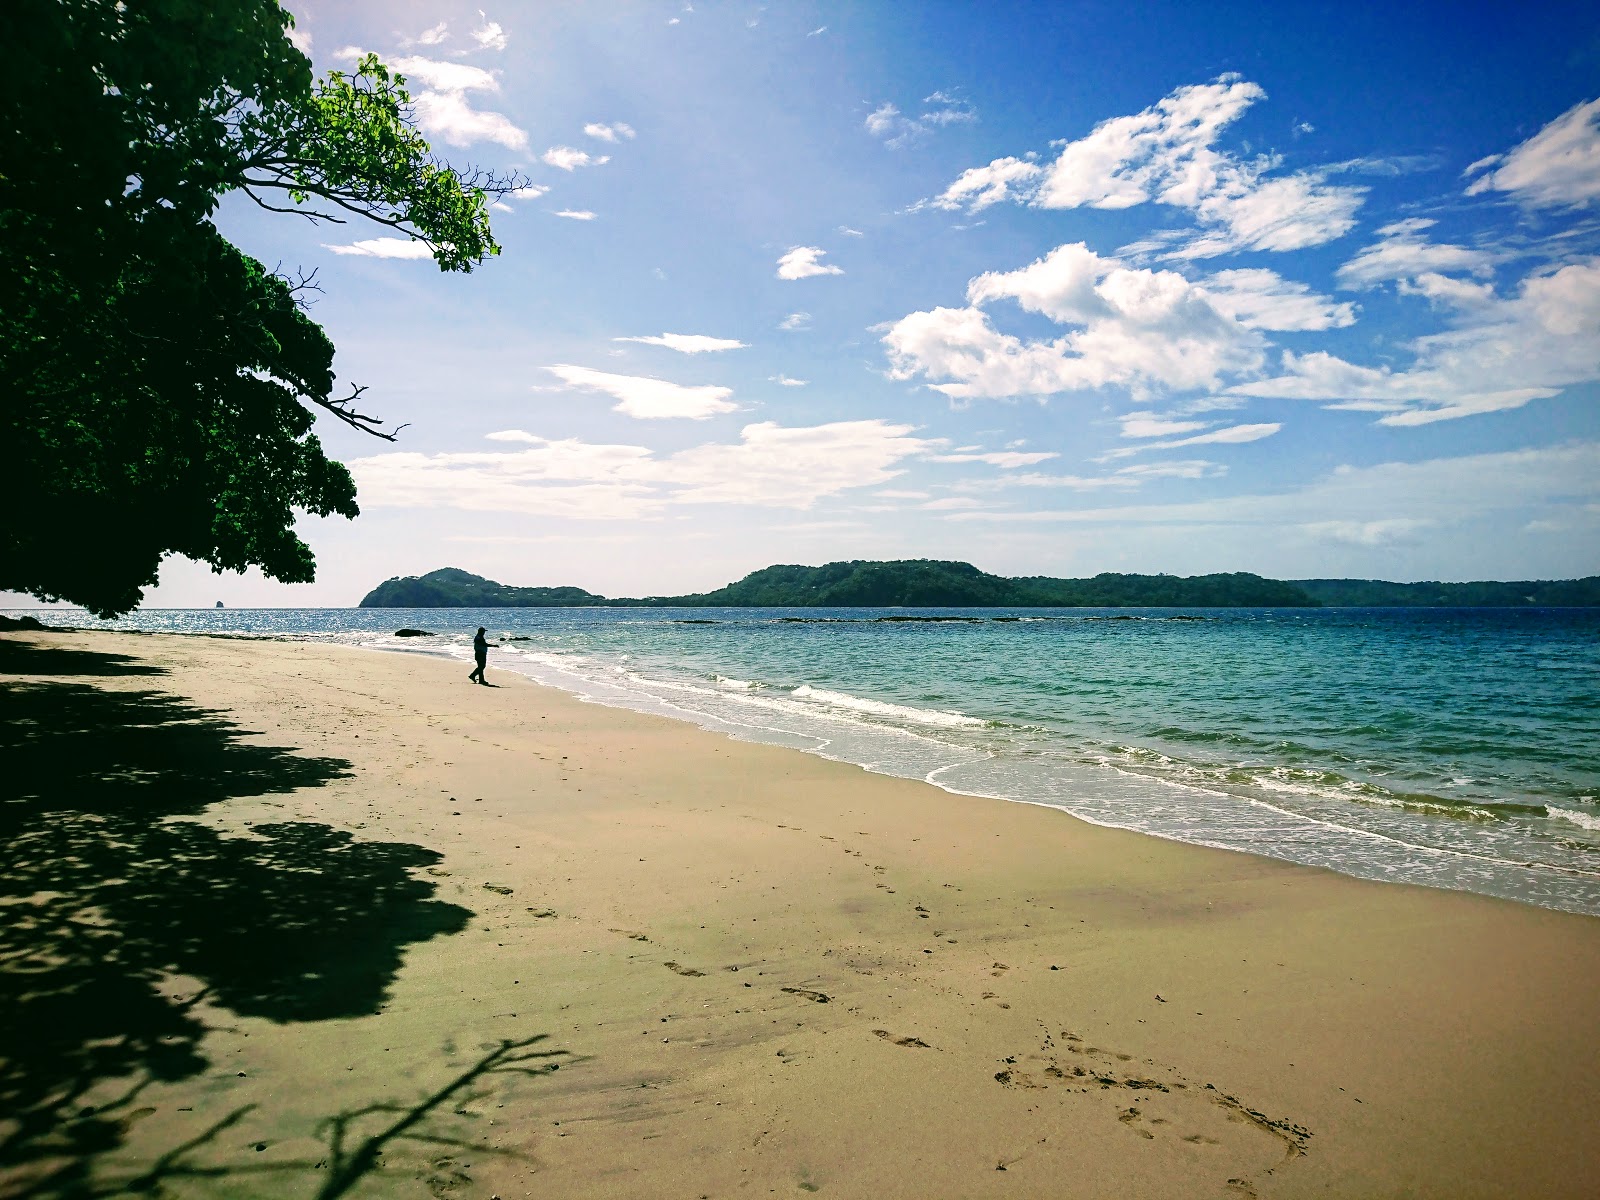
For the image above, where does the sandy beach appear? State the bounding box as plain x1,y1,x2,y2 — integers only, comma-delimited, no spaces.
3,627,1598,1199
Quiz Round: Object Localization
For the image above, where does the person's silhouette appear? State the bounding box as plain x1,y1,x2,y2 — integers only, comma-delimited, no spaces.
468,627,489,685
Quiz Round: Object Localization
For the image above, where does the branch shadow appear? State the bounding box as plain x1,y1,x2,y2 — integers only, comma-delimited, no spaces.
72,1035,573,1200
0,641,474,1198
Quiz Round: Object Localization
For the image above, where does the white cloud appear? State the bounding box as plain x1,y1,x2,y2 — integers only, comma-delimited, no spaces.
769,374,809,386
554,209,596,220
546,364,737,420
390,56,495,92
390,55,527,151
667,422,933,506
933,157,1044,211
351,421,935,517
1118,411,1209,438
1237,258,1600,424
777,246,844,280
1199,268,1357,330
507,184,550,200
286,18,312,54
957,459,1226,491
922,90,977,125
404,21,449,47
779,312,812,331
543,146,610,170
324,237,434,259
1336,218,1495,290
584,122,636,142
928,449,1059,467
472,12,508,51
838,226,865,237
1100,422,1280,459
615,333,748,353
1465,98,1600,209
867,93,977,148
807,25,827,36
929,76,1364,257
884,242,1264,400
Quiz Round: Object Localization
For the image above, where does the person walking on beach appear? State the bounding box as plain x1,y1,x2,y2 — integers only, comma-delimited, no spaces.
468,626,490,685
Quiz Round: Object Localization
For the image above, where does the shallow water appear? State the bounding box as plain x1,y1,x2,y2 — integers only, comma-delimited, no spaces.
15,604,1599,916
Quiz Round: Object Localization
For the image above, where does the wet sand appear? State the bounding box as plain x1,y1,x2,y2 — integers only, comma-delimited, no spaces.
3,628,1598,1198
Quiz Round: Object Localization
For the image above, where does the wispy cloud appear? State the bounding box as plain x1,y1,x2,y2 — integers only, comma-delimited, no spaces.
350,420,937,517
1465,98,1600,209
865,91,977,149
779,312,813,331
769,374,809,386
584,122,636,142
554,209,596,220
323,237,434,259
547,364,737,419
616,333,748,353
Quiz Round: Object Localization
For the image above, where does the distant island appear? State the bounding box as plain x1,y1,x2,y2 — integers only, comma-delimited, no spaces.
359,562,1600,609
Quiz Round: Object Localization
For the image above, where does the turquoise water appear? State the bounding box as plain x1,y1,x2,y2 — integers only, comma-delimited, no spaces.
14,605,1599,916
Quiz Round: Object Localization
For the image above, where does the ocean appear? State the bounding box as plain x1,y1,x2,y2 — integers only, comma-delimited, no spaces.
13,604,1599,917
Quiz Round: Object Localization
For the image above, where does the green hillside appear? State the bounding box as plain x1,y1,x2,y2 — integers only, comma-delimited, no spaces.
360,561,1321,608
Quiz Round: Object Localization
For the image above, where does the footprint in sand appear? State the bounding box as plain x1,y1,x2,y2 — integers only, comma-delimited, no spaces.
780,987,831,1004
1117,1106,1156,1139
664,961,705,977
873,1029,932,1048
609,928,650,942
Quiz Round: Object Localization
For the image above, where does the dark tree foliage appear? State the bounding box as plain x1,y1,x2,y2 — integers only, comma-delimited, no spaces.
0,1,519,616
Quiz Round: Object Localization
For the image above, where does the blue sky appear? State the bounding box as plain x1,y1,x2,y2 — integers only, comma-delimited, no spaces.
126,2,1600,602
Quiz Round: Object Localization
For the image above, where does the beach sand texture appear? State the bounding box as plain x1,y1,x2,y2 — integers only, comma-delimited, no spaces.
3,630,1597,1199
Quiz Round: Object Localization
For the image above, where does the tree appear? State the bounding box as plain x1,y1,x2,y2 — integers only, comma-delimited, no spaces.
0,1,519,616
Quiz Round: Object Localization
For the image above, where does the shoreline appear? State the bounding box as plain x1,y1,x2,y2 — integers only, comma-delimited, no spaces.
7,606,1596,920
4,628,1600,1198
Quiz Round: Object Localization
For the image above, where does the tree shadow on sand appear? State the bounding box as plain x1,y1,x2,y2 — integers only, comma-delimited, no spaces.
0,640,475,1198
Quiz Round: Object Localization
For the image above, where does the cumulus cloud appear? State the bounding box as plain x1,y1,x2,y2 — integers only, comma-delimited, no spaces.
779,312,812,331
584,122,636,142
507,184,550,200
777,246,844,279
323,237,434,259
390,55,527,151
928,76,1364,257
547,364,737,419
554,209,596,220
543,146,610,170
1465,98,1600,209
769,374,809,386
1236,258,1600,424
349,421,936,516
883,242,1265,401
615,333,747,353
